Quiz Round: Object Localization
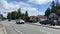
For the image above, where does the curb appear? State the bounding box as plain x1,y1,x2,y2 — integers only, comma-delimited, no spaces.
3,26,7,34
30,23,60,30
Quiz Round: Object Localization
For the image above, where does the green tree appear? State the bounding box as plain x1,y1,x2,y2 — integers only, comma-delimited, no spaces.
7,8,29,20
18,8,22,17
7,13,11,19
1,14,3,19
45,1,55,17
45,8,51,17
18,8,21,14
56,9,60,16
7,11,19,20
56,0,59,9
11,11,19,20
45,0,60,17
25,11,29,21
51,1,56,13
21,14,25,17
21,13,25,19
55,0,60,16
25,11,28,17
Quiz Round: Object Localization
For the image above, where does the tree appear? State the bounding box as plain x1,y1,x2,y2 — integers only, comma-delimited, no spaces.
45,1,55,17
21,14,25,17
45,0,60,17
56,0,59,9
7,11,19,20
18,8,21,14
21,13,25,19
56,9,60,16
51,1,56,13
0,14,3,19
45,8,51,17
7,13,11,19
25,11,29,21
55,0,60,16
25,11,28,17
11,11,19,20
7,8,29,20
18,8,22,17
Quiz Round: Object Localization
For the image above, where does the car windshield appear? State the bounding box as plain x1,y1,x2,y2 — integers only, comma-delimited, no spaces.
0,0,60,34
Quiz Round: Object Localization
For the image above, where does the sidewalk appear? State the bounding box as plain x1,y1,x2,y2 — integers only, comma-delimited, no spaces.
31,23,60,29
0,24,7,34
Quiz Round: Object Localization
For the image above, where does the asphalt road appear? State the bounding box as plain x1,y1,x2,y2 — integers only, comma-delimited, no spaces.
0,20,60,34
0,20,20,34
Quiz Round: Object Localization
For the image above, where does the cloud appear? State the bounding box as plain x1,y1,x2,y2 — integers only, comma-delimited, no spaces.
28,0,53,4
0,0,42,17
21,7,42,16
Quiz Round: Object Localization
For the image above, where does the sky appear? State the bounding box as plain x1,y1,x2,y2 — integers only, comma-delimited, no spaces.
0,0,59,17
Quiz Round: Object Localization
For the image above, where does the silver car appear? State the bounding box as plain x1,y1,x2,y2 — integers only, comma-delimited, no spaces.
16,19,25,24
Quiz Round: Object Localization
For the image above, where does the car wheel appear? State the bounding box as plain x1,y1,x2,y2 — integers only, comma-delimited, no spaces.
53,24,55,26
44,23,46,25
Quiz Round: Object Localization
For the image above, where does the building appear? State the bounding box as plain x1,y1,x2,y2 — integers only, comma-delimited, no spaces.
30,15,47,22
30,16,37,22
37,15,47,21
48,13,60,25
48,13,58,20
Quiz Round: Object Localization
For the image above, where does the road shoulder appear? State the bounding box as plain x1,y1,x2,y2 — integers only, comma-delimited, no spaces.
0,24,7,34
29,23,60,29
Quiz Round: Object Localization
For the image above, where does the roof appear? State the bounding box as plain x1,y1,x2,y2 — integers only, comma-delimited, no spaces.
30,16,47,19
37,16,47,18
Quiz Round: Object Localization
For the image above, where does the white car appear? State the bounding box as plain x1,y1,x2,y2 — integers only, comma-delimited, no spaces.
16,19,25,24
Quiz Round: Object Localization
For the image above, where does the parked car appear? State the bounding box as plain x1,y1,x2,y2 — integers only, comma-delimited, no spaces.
56,21,60,25
16,19,25,24
27,20,33,22
8,19,11,21
26,19,37,23
39,20,55,26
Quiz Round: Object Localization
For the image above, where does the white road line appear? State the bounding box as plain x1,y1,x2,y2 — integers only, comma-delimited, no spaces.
12,26,23,34
8,22,54,34
8,22,53,34
21,25,53,34
3,26,7,34
14,28,23,34
39,30,53,34
7,23,23,34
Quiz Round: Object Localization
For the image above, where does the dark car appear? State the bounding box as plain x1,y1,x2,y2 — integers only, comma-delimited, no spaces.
8,19,11,21
39,20,55,26
26,20,37,23
26,20,33,23
40,20,48,25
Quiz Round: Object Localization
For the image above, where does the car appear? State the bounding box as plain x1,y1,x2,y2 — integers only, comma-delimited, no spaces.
39,20,55,26
39,20,49,25
25,19,34,23
16,19,25,24
8,19,11,21
26,20,37,23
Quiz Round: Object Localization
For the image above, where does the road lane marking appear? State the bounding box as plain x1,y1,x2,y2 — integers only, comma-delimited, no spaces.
12,25,23,34
13,25,23,34
21,25,53,34
4,22,54,34
7,23,23,34
39,30,53,34
8,22,54,34
14,28,23,34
